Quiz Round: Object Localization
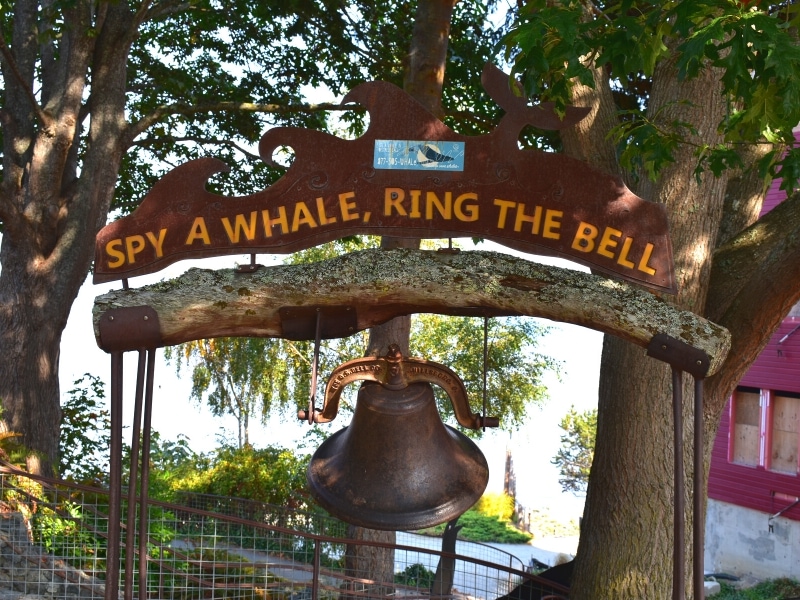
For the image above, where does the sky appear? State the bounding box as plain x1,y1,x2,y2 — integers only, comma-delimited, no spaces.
59,242,601,525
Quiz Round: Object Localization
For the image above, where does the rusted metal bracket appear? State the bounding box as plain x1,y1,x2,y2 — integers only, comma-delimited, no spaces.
646,333,711,378
97,306,162,352
234,253,264,274
279,306,357,340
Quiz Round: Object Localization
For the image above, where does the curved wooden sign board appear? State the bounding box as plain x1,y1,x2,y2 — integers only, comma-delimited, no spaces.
92,249,730,376
93,64,676,294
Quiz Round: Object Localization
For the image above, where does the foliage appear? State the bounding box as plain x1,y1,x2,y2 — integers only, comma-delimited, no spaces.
395,563,436,589
552,406,597,494
168,240,559,443
474,491,515,522
133,432,209,503
503,0,800,188
715,577,800,599
59,374,111,483
156,546,281,600
0,409,28,469
164,337,326,449
448,509,532,543
174,444,311,510
411,315,557,433
29,501,107,572
116,0,508,211
419,506,532,544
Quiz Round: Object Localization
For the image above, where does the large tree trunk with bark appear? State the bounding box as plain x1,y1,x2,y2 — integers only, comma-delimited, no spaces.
568,50,731,598
0,256,72,474
0,0,133,474
342,0,457,591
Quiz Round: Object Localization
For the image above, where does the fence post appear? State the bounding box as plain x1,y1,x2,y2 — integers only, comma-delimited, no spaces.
312,538,321,600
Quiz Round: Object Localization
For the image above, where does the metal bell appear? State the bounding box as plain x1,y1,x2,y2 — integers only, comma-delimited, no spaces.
302,346,497,530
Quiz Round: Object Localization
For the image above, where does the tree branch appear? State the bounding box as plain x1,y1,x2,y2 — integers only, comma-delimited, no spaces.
141,0,190,22
0,30,51,128
126,101,361,144
92,248,731,375
706,192,800,396
131,136,261,161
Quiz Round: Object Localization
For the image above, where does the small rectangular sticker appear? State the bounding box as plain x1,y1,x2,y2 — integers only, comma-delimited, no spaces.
373,140,465,171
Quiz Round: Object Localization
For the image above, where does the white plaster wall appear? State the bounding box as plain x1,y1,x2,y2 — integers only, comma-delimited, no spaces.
705,499,800,580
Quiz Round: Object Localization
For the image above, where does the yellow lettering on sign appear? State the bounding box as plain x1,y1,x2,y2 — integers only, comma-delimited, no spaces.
316,197,337,225
145,229,168,258
454,193,478,222
494,199,516,229
571,222,598,252
571,221,659,276
617,238,636,269
542,210,562,240
638,243,657,275
186,217,211,245
339,192,359,222
221,212,257,243
291,201,318,232
514,204,543,234
409,189,422,218
106,239,125,268
126,235,146,264
384,188,406,216
262,206,289,236
426,191,452,220
597,226,622,259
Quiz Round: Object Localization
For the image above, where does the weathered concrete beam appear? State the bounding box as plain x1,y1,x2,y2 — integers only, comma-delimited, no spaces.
92,248,730,375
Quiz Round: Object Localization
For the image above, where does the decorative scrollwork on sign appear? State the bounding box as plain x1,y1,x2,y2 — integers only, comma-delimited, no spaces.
93,63,676,293
308,171,329,190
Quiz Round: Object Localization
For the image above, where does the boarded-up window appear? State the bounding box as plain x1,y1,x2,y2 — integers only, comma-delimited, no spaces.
733,390,761,466
771,393,800,474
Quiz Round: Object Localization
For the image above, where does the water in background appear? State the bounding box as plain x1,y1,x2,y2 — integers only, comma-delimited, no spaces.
394,532,578,599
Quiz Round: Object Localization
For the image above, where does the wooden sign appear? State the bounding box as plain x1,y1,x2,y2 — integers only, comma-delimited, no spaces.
94,64,676,293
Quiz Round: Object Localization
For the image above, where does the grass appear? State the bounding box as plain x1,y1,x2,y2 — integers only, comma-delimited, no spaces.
417,508,532,543
713,577,800,599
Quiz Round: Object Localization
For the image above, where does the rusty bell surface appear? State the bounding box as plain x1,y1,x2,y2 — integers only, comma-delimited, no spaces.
304,346,495,530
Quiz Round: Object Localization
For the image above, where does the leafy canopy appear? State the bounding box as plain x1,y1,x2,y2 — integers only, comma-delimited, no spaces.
503,0,800,187
114,0,508,216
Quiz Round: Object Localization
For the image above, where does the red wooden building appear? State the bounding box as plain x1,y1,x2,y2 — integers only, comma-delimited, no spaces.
705,158,800,579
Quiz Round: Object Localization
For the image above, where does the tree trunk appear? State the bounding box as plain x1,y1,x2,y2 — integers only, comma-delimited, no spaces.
569,52,729,598
343,0,457,591
0,254,70,474
0,0,133,474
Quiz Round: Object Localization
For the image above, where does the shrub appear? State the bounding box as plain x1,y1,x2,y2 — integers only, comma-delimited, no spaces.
474,492,515,521
181,444,311,509
395,563,436,589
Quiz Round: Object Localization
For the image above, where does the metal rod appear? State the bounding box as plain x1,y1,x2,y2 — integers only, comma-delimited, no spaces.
672,367,685,600
106,352,124,600
307,309,323,424
139,349,156,600
124,351,147,600
694,377,704,600
482,317,488,432
312,537,321,600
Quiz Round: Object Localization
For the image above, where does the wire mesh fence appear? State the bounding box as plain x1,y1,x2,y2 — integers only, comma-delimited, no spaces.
0,467,569,600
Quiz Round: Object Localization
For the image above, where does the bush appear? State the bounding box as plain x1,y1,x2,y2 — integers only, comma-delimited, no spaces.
474,492,515,521
395,563,436,589
179,444,311,509
716,577,800,599
418,507,532,544
60,374,110,483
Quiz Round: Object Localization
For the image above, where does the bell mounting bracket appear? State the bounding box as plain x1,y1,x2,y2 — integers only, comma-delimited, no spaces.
298,344,499,430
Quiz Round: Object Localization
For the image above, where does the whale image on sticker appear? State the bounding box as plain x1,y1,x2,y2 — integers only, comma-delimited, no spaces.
373,140,465,171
